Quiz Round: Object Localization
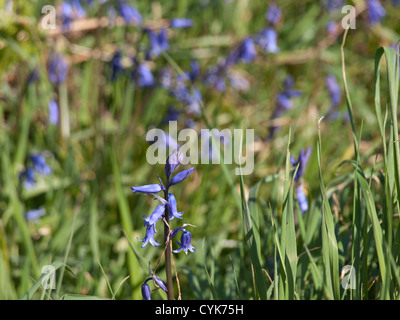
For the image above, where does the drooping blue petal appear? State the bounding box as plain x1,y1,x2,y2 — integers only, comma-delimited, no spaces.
25,208,46,221
131,184,162,194
137,222,161,247
143,204,165,225
169,167,195,186
167,193,183,220
173,229,196,255
141,283,151,300
165,150,183,180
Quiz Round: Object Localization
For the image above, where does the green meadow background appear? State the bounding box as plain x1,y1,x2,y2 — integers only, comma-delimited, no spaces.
0,0,400,300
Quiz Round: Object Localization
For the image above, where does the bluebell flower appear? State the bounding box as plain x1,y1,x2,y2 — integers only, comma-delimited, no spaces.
277,75,302,110
59,0,86,30
146,28,169,58
47,52,68,84
165,150,183,180
172,229,196,255
137,223,161,248
117,1,142,25
25,208,46,221
48,100,59,125
153,275,168,292
71,0,86,18
366,0,386,25
20,168,36,189
326,21,337,35
134,64,155,87
290,147,312,181
131,184,162,194
143,204,166,225
227,38,257,65
265,2,281,26
60,1,74,30
159,67,174,89
141,279,152,300
111,51,125,81
30,154,52,175
168,193,183,220
325,74,341,118
189,60,200,82
296,185,309,214
291,147,312,214
169,167,195,186
170,18,193,29
204,64,227,92
167,71,202,114
255,28,279,54
269,76,301,138
325,0,344,12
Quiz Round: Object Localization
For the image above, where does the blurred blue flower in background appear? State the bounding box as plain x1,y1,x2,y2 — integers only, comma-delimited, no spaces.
48,100,59,126
366,0,386,24
324,0,344,11
135,63,155,87
20,168,36,189
291,147,312,214
25,208,46,221
111,51,124,81
30,154,52,176
47,52,69,84
325,74,342,119
290,147,312,182
227,38,257,65
146,28,169,58
255,28,279,54
265,2,281,26
117,1,142,25
170,18,193,29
